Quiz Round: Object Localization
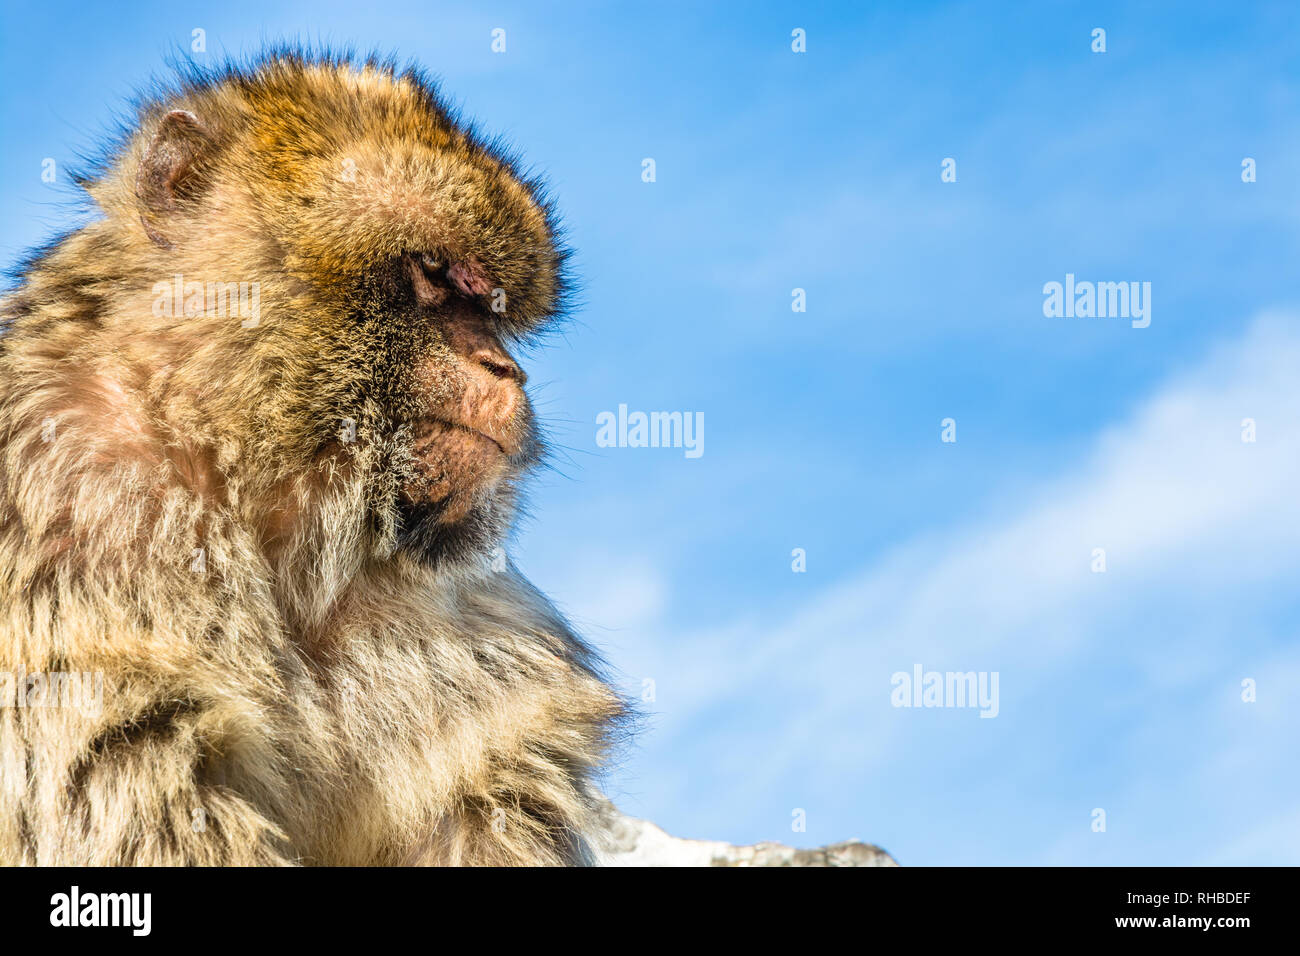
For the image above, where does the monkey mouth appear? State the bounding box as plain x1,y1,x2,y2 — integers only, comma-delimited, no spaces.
423,417,514,457
412,417,528,465
402,417,525,518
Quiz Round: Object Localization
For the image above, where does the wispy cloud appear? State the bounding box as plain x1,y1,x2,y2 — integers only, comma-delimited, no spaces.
580,315,1300,863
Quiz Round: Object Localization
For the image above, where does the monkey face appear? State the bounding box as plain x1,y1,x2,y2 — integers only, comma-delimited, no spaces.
319,246,546,567
122,62,569,566
391,253,538,529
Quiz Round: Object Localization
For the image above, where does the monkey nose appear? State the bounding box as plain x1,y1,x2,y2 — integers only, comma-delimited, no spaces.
471,348,526,385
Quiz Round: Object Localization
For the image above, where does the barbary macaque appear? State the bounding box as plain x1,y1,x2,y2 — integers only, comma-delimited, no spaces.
0,51,625,865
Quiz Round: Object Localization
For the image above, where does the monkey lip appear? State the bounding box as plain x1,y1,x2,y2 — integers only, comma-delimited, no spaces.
421,417,516,457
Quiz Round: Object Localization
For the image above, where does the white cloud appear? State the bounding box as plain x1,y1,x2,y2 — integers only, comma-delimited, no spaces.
597,314,1300,861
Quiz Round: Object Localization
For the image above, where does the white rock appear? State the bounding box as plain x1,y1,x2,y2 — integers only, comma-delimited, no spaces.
593,801,898,867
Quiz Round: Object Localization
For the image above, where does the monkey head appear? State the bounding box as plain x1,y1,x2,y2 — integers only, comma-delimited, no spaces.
95,54,570,569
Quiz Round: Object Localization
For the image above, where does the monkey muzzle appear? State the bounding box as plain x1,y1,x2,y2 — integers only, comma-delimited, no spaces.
399,341,533,519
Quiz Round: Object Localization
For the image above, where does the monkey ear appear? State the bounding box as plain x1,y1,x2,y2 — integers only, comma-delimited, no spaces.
135,110,210,249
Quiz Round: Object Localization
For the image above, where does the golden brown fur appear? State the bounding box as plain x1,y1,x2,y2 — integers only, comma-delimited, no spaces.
0,51,625,865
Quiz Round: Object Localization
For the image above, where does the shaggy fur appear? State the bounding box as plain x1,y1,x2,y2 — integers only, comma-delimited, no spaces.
0,50,626,865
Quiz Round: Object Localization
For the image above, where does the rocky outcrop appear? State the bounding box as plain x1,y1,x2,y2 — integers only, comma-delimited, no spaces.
593,801,898,867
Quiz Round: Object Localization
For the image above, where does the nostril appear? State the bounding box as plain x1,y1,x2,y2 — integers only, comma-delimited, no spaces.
474,351,525,383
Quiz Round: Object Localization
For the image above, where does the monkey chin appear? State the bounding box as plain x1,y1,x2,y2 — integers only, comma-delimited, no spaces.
396,421,520,566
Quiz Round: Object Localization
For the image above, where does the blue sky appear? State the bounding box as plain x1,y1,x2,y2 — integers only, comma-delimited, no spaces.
3,1,1299,864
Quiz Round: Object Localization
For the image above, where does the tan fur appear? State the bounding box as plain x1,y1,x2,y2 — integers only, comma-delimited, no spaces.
0,52,625,866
